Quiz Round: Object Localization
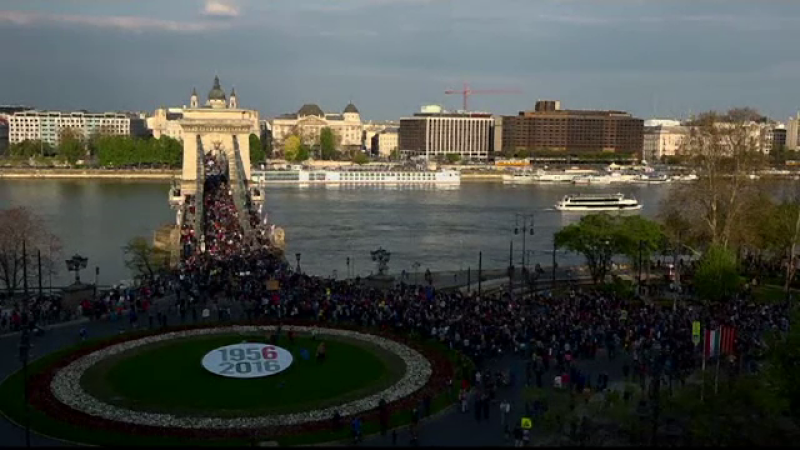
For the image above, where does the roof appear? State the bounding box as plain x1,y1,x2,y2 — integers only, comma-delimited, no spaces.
344,103,359,114
298,104,325,117
208,76,226,101
326,114,344,121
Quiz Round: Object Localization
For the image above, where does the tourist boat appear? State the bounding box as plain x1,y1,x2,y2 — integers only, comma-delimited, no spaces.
502,168,592,184
555,193,643,211
252,168,461,185
572,174,613,185
633,173,671,184
670,173,698,182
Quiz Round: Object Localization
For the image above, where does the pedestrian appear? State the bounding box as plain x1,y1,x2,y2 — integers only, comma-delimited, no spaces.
392,429,397,445
513,424,523,447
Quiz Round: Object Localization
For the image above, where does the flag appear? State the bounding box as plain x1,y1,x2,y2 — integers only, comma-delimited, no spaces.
704,326,736,358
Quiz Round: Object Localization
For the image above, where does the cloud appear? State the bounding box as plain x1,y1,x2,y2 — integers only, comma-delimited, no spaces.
202,0,240,18
0,10,229,33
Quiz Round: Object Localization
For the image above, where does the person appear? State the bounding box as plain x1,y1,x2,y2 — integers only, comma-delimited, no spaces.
316,341,326,363
500,399,511,429
392,429,398,446
513,424,523,447
79,327,87,341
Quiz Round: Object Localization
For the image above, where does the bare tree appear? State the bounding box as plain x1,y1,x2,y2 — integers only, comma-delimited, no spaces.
661,109,767,250
123,237,168,279
0,207,62,295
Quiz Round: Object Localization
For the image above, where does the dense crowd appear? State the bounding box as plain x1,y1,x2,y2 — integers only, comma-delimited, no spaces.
7,155,791,397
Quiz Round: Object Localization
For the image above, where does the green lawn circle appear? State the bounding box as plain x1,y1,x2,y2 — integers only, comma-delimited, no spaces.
80,333,406,417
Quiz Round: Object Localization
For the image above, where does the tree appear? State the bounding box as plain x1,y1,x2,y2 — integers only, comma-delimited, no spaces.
58,127,86,165
319,127,338,160
0,207,62,295
249,133,266,165
389,149,401,160
692,244,740,302
758,198,800,293
445,153,461,164
283,135,302,162
555,213,664,284
352,152,369,165
295,144,311,162
123,236,168,279
660,108,767,251
7,140,55,159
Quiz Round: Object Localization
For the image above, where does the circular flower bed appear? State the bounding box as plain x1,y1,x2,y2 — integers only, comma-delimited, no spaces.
51,325,431,429
26,320,457,442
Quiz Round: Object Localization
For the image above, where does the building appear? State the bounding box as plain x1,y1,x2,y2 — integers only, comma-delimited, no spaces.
370,127,399,157
147,107,186,141
772,125,787,152
785,113,800,151
643,119,686,163
398,105,495,161
179,76,260,187
363,120,399,152
7,110,133,146
0,117,8,154
270,103,363,150
501,100,644,157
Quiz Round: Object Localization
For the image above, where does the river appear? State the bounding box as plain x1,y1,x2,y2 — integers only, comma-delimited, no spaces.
0,180,673,287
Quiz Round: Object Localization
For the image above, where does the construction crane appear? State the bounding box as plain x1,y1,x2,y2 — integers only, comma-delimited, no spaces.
444,82,523,112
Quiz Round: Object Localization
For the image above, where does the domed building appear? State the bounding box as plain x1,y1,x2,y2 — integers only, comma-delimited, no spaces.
270,102,364,153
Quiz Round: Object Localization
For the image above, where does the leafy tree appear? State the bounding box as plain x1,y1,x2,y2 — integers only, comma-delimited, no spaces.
92,135,181,168
766,309,800,420
555,213,664,284
295,144,311,162
58,127,85,165
445,153,461,164
249,133,265,165
319,127,338,160
283,135,302,162
692,244,740,302
757,199,800,293
123,236,168,279
353,152,369,165
7,140,55,158
389,149,401,160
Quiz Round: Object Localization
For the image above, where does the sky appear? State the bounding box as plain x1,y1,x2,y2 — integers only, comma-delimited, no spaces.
0,0,799,121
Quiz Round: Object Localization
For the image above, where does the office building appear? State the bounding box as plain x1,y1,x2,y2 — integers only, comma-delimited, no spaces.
773,125,787,152
501,100,644,157
7,110,133,146
398,105,495,161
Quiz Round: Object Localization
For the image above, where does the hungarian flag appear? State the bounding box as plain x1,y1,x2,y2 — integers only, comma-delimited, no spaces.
704,326,736,357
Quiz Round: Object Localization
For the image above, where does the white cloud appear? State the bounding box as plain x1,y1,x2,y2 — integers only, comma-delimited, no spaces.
0,10,230,33
202,0,240,18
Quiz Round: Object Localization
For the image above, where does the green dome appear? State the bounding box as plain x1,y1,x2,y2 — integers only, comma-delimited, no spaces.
208,76,226,101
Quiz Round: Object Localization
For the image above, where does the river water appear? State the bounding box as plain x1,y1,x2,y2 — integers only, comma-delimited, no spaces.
0,180,672,287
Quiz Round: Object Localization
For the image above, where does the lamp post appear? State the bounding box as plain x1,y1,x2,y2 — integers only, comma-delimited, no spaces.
412,261,421,286
508,240,514,295
638,240,644,296
65,254,88,284
346,257,351,279
295,253,301,273
478,251,482,297
514,213,535,273
551,240,557,288
19,327,31,448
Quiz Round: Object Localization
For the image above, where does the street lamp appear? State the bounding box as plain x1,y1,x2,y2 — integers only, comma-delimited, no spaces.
638,240,644,296
19,328,31,448
412,261,421,286
65,254,88,284
514,213,535,272
346,257,351,279
295,253,301,273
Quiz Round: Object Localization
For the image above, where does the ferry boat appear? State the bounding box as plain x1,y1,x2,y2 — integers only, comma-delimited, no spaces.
633,173,671,184
572,174,613,185
670,173,698,182
252,168,461,185
555,193,643,212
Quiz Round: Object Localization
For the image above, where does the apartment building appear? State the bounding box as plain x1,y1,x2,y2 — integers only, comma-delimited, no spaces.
501,100,644,157
7,110,132,146
398,105,495,161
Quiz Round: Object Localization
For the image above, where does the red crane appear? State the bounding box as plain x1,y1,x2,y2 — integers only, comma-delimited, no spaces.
444,82,523,111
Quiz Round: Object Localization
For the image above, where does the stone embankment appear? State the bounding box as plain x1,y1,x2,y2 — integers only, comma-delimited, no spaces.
0,168,180,180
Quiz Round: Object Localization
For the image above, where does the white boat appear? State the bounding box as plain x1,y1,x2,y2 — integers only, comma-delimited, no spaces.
555,193,643,212
503,168,595,184
633,173,671,184
573,174,613,185
252,168,461,185
670,173,698,182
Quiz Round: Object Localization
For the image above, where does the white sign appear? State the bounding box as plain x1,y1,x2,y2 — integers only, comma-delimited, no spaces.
201,343,294,379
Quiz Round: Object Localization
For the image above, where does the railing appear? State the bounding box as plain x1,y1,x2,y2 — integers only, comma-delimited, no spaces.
193,134,205,251
230,135,254,240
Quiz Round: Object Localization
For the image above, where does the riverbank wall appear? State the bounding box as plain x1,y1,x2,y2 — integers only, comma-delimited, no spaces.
0,168,179,180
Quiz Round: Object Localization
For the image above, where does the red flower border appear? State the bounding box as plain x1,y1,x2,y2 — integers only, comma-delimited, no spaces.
26,319,457,442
